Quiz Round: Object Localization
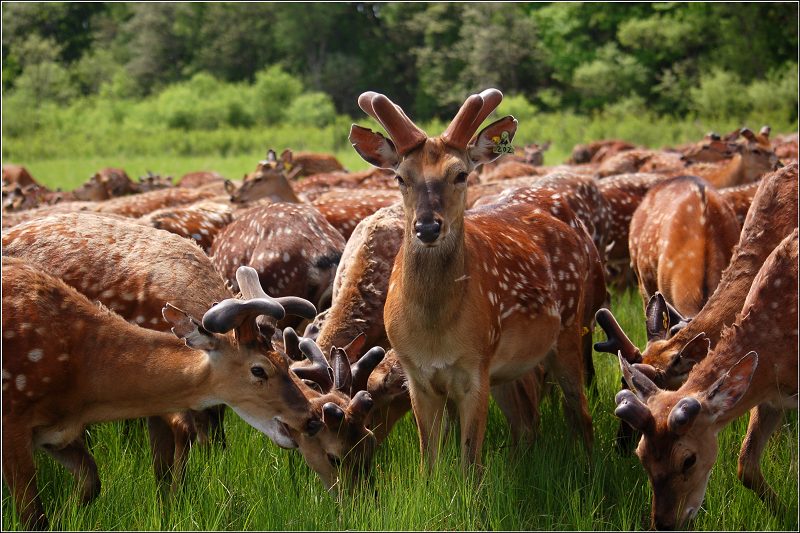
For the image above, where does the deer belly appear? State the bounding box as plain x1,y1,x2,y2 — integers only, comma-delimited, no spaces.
488,318,559,384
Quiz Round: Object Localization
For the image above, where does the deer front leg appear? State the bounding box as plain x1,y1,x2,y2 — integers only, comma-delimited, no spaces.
43,437,100,505
3,428,47,530
552,324,594,454
738,404,785,511
407,378,447,472
458,370,490,471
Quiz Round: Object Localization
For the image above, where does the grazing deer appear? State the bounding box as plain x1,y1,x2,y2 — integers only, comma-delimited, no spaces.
95,186,219,218
629,175,740,318
2,213,319,492
210,202,346,322
177,170,227,188
718,180,760,229
596,172,668,287
138,199,234,253
595,163,798,452
311,189,401,239
350,88,602,470
72,168,138,202
613,228,798,530
2,258,322,530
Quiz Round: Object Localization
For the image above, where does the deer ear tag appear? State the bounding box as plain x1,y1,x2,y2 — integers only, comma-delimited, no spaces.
492,131,515,155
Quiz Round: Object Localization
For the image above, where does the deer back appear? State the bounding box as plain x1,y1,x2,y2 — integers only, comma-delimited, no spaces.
210,203,345,314
629,175,740,318
138,199,234,253
95,187,218,218
2,212,232,330
311,189,401,240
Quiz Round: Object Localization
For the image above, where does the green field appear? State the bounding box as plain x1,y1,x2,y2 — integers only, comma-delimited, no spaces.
2,286,797,531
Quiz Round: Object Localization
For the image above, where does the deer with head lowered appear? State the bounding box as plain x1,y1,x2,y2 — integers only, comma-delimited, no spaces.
1,260,323,530
613,228,798,530
349,88,600,470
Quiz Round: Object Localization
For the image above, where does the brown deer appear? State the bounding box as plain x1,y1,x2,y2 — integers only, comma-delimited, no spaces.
595,163,798,452
177,170,227,188
2,258,322,530
569,139,637,164
284,149,346,177
72,168,138,201
350,88,602,470
95,186,219,218
138,199,234,253
596,172,668,287
136,171,174,192
613,228,798,530
2,164,39,188
210,203,346,324
310,189,401,239
629,175,741,318
2,213,319,492
718,180,760,229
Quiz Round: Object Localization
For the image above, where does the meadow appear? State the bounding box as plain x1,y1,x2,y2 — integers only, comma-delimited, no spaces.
2,286,797,531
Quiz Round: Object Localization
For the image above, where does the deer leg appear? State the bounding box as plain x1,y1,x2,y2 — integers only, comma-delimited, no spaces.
458,371,490,471
552,326,594,454
491,369,542,447
738,404,785,511
408,379,447,472
3,429,47,530
167,411,198,493
206,405,227,449
43,437,101,505
147,415,176,491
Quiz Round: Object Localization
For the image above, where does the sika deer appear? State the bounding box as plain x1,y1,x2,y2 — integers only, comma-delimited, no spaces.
2,213,318,491
350,88,601,470
210,202,345,323
2,259,322,530
595,163,798,452
629,175,740,318
613,228,798,530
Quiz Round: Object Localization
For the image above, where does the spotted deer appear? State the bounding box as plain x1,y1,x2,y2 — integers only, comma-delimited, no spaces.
311,188,401,239
349,88,603,470
2,213,319,493
629,175,741,318
613,228,798,530
596,172,668,287
595,163,798,452
138,199,234,253
95,186,219,218
210,202,346,324
718,180,760,229
72,167,138,202
569,139,637,165
2,259,322,530
284,149,346,177
177,170,227,189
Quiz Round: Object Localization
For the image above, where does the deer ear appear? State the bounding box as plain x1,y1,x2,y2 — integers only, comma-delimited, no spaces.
224,179,236,195
645,293,671,342
163,304,219,351
349,124,400,170
703,351,758,419
468,115,518,166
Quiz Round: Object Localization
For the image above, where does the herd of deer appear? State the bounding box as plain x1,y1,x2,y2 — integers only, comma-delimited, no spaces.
2,88,797,530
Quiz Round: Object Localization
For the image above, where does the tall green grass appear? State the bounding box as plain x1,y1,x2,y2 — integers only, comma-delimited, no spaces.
3,288,797,531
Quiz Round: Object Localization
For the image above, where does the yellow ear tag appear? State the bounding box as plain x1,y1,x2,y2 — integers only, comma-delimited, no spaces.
581,326,590,336
662,311,669,331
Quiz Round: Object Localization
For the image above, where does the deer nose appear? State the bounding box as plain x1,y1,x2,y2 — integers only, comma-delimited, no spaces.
414,219,441,243
305,417,324,436
653,517,674,531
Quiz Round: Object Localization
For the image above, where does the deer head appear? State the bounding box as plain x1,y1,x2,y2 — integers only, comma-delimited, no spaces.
349,89,516,247
225,153,302,204
614,351,759,530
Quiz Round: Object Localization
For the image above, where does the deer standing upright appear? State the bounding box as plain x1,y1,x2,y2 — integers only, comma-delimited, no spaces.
350,89,601,470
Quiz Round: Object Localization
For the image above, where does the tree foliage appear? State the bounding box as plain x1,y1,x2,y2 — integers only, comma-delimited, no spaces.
1,1,797,124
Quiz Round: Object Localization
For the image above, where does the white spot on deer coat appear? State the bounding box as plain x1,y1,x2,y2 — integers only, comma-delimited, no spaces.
27,349,44,362
15,374,26,391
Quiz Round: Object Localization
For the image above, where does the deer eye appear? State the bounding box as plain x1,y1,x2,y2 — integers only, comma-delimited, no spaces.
682,454,696,472
251,366,267,379
454,171,468,184
395,175,406,187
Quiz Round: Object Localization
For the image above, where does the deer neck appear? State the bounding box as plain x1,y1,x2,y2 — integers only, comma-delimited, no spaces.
81,325,215,422
710,153,744,187
397,217,466,324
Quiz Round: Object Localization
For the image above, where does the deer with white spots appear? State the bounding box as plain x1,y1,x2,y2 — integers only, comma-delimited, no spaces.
2,212,320,493
596,172,669,287
595,163,798,452
719,180,760,229
629,175,741,318
1,259,322,530
612,227,798,530
350,88,603,470
94,186,219,218
210,202,346,325
138,199,234,253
